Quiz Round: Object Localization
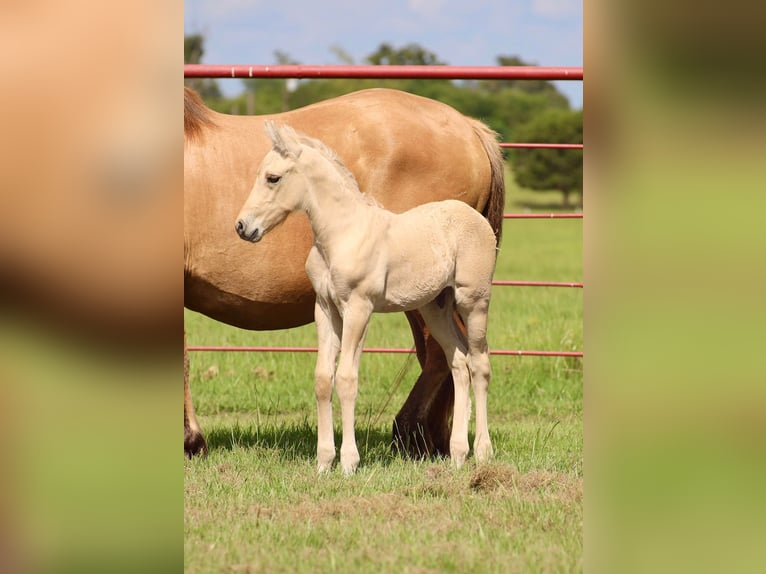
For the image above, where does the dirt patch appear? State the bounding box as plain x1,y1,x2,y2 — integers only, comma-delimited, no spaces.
202,365,219,380
251,366,274,380
469,464,583,503
223,465,582,530
469,464,520,492
405,462,582,506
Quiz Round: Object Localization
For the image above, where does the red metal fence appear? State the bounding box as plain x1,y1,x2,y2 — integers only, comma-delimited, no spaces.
185,64,583,359
184,64,582,81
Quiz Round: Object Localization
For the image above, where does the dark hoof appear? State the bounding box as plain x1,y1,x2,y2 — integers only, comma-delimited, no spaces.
391,417,449,459
184,428,208,458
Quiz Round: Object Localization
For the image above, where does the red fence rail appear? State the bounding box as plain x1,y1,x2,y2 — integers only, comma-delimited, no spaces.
501,143,582,149
504,213,582,219
187,345,583,358
184,65,583,359
184,64,582,81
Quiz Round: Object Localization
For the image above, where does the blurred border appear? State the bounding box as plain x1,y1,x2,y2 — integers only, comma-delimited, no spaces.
586,0,765,572
0,1,182,572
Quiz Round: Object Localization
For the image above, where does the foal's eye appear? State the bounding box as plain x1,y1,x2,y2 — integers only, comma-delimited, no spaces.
266,174,281,185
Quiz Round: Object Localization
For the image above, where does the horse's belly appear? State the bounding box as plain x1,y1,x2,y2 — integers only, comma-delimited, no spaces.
376,268,453,313
184,248,316,330
185,206,316,330
374,292,438,314
185,274,315,330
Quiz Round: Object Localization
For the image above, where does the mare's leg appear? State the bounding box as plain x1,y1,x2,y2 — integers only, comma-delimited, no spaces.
456,292,493,463
184,330,208,457
314,299,342,472
419,298,471,468
392,310,454,458
336,297,373,475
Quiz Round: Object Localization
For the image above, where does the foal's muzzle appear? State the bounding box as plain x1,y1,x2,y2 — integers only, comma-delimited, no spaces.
235,219,262,243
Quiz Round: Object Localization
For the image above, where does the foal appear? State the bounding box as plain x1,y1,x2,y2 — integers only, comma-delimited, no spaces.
236,122,497,474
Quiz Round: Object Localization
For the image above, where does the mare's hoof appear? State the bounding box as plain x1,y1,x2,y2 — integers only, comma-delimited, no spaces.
184,429,208,458
391,417,450,459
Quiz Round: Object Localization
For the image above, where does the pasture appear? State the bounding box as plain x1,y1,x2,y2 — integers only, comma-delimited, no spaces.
184,178,582,573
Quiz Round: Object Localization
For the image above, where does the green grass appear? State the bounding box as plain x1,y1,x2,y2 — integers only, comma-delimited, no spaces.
185,177,582,573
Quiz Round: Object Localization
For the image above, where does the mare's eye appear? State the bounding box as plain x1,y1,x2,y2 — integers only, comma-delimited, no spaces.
266,174,281,185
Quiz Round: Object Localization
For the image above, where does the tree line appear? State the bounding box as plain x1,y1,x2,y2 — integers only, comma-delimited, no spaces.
185,35,582,207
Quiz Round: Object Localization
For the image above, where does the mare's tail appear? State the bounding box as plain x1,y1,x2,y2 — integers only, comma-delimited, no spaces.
184,86,217,143
468,118,506,246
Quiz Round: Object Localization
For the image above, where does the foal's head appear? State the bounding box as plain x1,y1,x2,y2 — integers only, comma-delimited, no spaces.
235,121,307,243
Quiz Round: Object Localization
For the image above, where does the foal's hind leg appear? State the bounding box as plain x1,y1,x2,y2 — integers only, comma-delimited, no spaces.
419,297,472,468
456,291,493,463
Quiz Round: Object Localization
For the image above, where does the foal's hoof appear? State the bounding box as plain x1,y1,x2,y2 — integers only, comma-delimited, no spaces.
317,446,336,474
341,462,359,476
184,429,208,458
474,441,494,464
450,441,469,469
451,455,467,470
340,449,360,476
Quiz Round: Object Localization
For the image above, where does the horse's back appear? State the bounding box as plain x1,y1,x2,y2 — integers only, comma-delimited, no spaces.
284,89,492,207
401,199,496,243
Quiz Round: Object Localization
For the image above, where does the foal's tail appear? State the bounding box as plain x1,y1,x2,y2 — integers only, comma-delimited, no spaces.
468,118,506,246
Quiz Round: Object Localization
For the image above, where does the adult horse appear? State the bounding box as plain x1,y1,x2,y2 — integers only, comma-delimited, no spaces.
184,86,504,458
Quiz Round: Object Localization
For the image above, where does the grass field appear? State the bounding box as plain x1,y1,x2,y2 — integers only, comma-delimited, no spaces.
184,177,583,573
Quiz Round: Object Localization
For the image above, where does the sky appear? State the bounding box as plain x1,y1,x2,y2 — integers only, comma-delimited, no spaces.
184,0,582,109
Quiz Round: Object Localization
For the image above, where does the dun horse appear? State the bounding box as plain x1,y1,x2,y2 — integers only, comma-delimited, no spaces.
184,87,505,458
236,123,497,474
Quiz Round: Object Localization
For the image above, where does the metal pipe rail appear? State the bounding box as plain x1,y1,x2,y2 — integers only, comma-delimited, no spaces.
186,345,583,358
184,64,582,81
501,143,583,149
504,213,582,219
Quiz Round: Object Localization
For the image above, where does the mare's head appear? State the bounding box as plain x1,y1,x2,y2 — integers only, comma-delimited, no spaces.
235,121,307,243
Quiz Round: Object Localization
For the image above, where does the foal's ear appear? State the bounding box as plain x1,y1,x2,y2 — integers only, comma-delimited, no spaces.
264,120,302,159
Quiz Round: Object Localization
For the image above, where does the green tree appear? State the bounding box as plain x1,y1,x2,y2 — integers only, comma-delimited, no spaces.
184,34,204,64
184,33,222,99
365,42,446,65
330,45,355,65
513,109,583,208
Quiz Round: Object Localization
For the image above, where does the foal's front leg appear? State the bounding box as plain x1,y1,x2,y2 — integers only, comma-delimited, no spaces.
314,299,341,472
336,297,373,475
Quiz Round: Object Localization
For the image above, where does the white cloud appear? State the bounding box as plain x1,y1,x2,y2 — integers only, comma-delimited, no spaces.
408,0,445,18
532,0,579,19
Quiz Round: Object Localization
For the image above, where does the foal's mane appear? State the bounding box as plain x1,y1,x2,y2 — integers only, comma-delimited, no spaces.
289,127,382,208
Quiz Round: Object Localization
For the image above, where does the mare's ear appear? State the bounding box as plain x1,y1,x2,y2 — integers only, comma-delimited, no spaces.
264,121,302,159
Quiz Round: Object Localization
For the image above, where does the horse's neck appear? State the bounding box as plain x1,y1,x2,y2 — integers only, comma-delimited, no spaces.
302,152,385,246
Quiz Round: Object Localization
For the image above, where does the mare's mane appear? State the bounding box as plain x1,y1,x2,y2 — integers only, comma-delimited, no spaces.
184,87,216,143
